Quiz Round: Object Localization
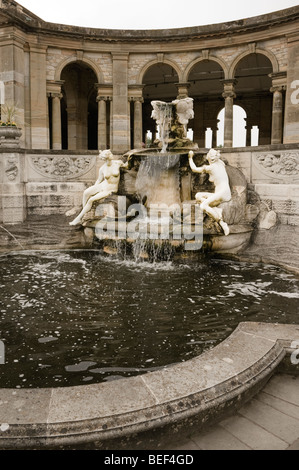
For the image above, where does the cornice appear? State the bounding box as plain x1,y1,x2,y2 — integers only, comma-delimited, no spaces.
1,1,299,45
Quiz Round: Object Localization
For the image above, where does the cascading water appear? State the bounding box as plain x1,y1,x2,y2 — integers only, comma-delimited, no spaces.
135,153,181,207
159,102,173,153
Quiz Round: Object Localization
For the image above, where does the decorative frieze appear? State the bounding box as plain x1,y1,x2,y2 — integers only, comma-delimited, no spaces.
254,151,299,178
29,155,96,180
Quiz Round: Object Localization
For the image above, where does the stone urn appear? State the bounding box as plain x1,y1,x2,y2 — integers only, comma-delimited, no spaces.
0,126,22,148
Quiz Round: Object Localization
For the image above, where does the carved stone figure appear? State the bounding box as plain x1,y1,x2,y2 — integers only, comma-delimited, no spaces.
151,98,196,151
189,149,232,236
67,150,128,226
172,97,194,126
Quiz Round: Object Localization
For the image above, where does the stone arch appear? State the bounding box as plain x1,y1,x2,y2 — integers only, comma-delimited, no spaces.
229,48,279,78
59,60,99,150
183,55,229,82
55,55,104,83
138,58,183,84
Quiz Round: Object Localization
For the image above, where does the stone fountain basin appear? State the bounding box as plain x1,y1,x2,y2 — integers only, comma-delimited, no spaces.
0,322,298,450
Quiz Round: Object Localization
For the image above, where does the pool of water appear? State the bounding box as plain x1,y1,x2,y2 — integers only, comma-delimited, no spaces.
0,250,298,388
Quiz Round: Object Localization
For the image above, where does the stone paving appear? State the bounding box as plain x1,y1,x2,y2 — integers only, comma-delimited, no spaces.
164,374,299,451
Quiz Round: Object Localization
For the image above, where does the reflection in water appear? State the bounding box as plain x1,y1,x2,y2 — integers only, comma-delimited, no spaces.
0,250,298,388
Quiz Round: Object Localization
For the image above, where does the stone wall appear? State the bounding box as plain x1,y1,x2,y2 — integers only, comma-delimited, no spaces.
1,147,299,228
224,145,299,226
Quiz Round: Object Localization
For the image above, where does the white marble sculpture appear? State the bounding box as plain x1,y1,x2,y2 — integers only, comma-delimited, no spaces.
68,150,128,226
188,148,231,236
172,97,194,126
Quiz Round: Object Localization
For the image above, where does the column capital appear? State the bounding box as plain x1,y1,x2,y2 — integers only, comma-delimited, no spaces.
269,71,287,92
129,96,144,103
221,79,238,86
176,82,191,99
270,85,286,94
97,95,112,102
221,79,237,99
222,90,236,99
46,80,64,97
128,84,145,102
51,92,63,100
95,83,113,102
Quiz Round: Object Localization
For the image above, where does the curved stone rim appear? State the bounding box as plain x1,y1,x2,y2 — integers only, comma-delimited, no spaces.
0,321,298,449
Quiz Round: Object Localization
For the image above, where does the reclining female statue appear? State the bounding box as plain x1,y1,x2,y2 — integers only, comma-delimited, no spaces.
188,148,231,236
68,149,128,226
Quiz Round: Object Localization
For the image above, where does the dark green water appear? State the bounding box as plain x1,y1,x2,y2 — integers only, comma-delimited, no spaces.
0,250,298,388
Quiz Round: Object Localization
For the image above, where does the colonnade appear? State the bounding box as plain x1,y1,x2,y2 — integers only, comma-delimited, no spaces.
47,70,286,152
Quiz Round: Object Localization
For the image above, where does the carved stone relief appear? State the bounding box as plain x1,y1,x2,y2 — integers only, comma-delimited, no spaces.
5,155,19,181
29,155,96,180
254,152,299,178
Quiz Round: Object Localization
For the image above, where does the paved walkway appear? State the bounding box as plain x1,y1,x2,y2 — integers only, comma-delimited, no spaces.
163,374,299,451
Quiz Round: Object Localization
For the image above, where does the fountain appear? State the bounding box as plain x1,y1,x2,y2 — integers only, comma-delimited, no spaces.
68,98,258,258
0,98,298,451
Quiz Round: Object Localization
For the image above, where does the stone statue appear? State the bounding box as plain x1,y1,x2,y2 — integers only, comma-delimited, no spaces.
151,98,196,151
188,149,231,236
172,97,194,126
68,150,128,226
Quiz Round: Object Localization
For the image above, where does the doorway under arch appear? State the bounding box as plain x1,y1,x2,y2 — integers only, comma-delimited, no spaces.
60,62,98,150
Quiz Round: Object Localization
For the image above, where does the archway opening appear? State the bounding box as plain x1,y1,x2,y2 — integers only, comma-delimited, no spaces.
234,53,273,146
217,105,247,147
61,62,98,150
187,60,225,148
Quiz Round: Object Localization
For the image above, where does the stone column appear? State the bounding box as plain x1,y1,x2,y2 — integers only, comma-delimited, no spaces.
111,53,130,153
29,45,49,149
51,93,62,150
133,97,144,148
211,123,218,148
96,84,113,150
97,97,107,150
47,80,64,150
245,122,253,147
0,37,26,147
222,80,237,148
193,100,205,148
270,87,284,144
269,72,287,145
284,33,299,144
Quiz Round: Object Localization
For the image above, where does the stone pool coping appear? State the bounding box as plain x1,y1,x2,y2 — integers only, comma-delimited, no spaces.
0,322,298,449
